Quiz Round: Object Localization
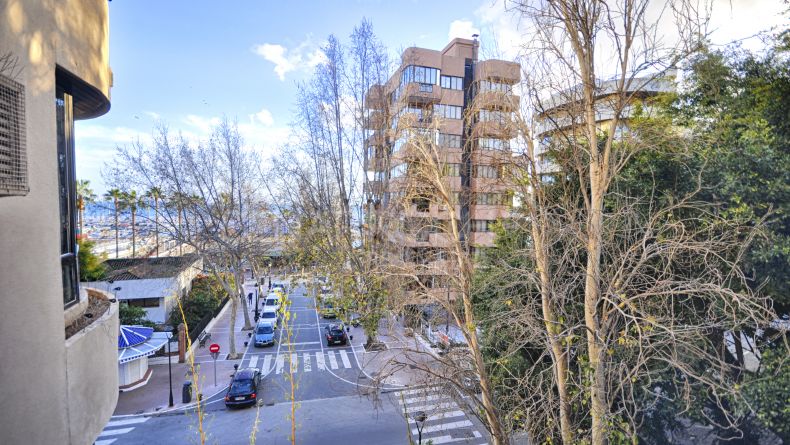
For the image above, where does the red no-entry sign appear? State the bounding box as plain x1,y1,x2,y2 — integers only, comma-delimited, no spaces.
209,343,220,353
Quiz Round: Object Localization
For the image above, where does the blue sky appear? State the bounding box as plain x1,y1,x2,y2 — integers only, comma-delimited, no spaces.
77,0,787,194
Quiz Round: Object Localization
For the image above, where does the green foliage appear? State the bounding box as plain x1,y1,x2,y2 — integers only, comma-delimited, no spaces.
168,275,228,334
741,348,790,442
119,304,155,328
77,238,106,281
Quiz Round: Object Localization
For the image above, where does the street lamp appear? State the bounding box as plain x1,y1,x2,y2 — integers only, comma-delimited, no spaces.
167,332,174,407
414,411,427,445
253,282,260,321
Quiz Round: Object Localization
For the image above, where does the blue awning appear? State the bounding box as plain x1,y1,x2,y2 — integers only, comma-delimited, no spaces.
118,327,172,364
118,325,154,348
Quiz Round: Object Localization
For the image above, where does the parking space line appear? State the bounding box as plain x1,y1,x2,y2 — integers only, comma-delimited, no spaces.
339,350,352,368
316,352,326,370
303,353,312,372
327,351,339,370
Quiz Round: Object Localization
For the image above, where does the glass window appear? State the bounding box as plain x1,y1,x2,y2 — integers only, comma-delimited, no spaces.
56,87,79,307
437,133,461,148
471,219,496,232
474,165,500,179
477,137,510,151
401,66,439,87
443,163,461,177
435,104,462,120
440,75,463,90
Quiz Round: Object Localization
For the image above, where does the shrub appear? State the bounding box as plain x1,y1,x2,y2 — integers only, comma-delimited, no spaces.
78,238,107,281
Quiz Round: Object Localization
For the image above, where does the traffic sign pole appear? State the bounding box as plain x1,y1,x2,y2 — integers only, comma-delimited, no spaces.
209,344,220,386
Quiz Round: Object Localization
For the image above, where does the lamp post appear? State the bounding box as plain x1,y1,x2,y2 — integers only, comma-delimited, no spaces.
414,410,427,444
167,332,174,407
253,282,260,321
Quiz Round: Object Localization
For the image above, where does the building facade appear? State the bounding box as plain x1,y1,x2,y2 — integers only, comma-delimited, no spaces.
364,38,520,298
0,1,118,444
88,254,204,324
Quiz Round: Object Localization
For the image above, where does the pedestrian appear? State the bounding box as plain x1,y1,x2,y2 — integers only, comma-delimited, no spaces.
247,292,252,306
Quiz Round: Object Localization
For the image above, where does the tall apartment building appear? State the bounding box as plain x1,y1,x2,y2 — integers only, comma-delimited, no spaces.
1,1,118,444
364,38,520,298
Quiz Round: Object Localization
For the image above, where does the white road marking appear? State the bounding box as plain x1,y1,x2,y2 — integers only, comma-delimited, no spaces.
327,351,339,370
401,387,440,397
275,354,285,374
409,411,466,423
402,401,458,412
99,427,134,436
339,350,352,368
420,433,484,444
303,353,312,372
290,353,298,372
411,420,473,435
261,355,272,373
316,351,326,370
285,341,321,346
403,394,444,405
95,440,117,445
105,417,149,427
248,355,258,369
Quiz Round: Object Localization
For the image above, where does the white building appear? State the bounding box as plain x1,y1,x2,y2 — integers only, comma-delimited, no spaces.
88,254,203,324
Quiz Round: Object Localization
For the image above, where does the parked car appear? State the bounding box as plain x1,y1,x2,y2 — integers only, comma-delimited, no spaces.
224,368,261,408
260,309,279,327
271,282,287,294
324,323,348,346
263,293,281,313
254,320,275,347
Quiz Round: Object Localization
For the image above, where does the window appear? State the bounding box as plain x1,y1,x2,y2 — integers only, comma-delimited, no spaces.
475,80,512,94
435,104,462,120
57,87,79,307
437,133,461,148
419,83,433,93
471,219,496,232
440,75,463,90
401,66,439,87
443,163,461,177
477,137,510,151
127,298,161,308
474,165,500,179
477,110,509,123
473,193,507,205
0,73,27,196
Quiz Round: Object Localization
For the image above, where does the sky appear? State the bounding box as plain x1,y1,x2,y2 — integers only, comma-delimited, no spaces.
76,0,788,194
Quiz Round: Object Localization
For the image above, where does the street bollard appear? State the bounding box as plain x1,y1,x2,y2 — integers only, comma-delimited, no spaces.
182,381,192,404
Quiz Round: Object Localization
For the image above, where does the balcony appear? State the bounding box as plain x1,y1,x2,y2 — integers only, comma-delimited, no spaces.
365,111,387,130
469,231,496,246
471,90,520,113
364,131,386,148
365,85,387,110
472,119,517,139
474,59,521,84
401,82,442,105
64,288,119,445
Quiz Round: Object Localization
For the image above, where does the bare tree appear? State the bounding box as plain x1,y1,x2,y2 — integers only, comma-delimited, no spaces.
107,119,270,358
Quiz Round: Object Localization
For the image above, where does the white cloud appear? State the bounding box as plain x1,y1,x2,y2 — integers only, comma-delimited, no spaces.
448,19,481,42
252,37,326,81
252,108,274,127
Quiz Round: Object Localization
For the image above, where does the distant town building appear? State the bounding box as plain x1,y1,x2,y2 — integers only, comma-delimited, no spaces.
0,1,117,444
88,254,204,324
364,38,520,299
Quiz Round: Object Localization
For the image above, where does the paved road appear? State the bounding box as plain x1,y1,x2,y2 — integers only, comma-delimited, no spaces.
97,281,407,445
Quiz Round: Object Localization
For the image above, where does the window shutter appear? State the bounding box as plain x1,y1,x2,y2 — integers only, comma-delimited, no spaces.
0,73,27,196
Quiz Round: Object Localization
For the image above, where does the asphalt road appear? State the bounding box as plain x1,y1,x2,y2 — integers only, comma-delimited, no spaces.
98,281,409,445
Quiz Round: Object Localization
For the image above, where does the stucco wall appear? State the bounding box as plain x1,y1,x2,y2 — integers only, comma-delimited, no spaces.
65,298,119,445
0,1,112,444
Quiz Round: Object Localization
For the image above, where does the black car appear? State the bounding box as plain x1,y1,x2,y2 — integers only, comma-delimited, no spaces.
324,323,348,346
224,368,261,408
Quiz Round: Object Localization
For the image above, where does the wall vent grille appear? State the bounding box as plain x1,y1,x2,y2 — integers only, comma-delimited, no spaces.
0,73,27,196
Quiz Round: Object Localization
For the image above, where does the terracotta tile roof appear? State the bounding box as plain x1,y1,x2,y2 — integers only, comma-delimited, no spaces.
102,254,201,281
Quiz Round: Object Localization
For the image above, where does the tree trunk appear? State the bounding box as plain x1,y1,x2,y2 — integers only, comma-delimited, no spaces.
154,198,159,257
227,296,239,359
114,199,119,258
131,208,136,257
235,269,253,330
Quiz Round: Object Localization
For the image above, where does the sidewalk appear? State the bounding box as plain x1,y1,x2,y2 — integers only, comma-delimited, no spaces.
113,296,256,416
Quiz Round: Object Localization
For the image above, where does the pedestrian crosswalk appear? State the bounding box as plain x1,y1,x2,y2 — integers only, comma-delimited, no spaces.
398,386,488,445
245,350,356,375
95,416,149,444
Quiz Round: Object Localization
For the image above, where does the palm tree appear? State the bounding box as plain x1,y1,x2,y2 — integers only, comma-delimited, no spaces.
76,180,96,239
121,190,145,258
104,188,123,258
145,187,163,257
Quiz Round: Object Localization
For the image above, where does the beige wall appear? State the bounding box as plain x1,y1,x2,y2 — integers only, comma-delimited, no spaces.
0,1,112,444
65,297,119,445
